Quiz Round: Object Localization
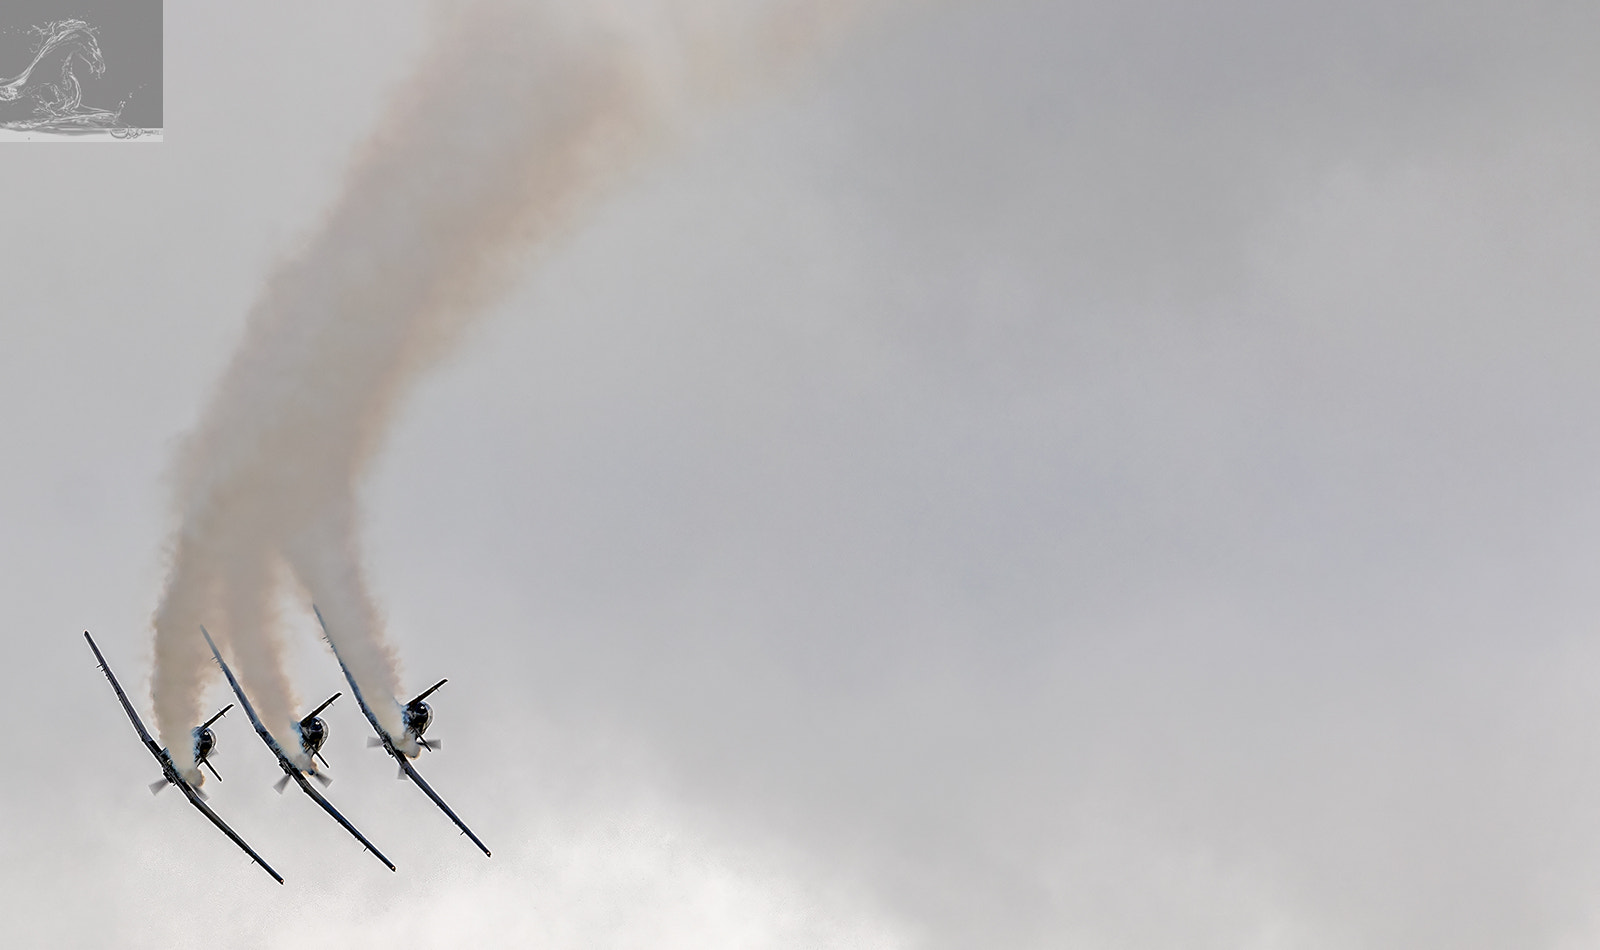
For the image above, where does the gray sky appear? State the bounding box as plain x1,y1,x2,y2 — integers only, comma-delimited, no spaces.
6,0,1600,946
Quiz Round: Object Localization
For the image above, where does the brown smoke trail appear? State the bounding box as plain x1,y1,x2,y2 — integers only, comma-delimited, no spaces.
150,0,888,777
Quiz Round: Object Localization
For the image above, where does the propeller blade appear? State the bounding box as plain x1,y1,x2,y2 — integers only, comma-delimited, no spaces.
273,773,293,794
148,779,169,796
193,786,209,802
311,770,332,788
367,737,384,748
397,765,407,780
419,737,441,751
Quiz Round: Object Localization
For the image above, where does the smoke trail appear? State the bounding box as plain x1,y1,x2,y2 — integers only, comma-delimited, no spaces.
150,0,888,778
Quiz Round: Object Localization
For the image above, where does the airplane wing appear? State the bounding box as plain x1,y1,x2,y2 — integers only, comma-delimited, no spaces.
176,781,286,884
201,627,396,872
84,631,284,884
84,631,162,757
311,606,391,742
311,605,491,857
199,628,288,758
395,754,492,857
283,766,396,871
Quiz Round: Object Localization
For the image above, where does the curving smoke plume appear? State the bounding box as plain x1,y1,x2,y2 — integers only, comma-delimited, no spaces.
149,0,886,779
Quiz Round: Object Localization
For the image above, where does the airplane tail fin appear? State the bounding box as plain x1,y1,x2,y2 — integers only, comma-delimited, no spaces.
200,703,233,730
407,679,448,706
302,692,340,724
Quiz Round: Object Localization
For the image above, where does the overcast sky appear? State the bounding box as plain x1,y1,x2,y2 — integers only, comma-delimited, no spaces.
6,0,1600,946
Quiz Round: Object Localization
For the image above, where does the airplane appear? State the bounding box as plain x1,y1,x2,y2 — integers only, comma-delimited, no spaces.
192,703,233,783
200,627,397,872
83,631,283,884
294,692,341,774
312,604,491,857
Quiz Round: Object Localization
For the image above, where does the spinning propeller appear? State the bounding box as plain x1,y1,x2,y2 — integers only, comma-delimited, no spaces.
272,768,332,794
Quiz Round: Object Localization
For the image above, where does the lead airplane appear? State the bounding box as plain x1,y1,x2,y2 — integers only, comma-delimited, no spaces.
312,604,491,857
200,626,397,872
83,631,283,884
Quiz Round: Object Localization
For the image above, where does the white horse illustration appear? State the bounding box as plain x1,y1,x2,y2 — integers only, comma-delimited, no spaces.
0,19,118,130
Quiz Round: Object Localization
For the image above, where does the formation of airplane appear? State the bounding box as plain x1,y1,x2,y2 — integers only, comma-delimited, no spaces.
85,616,491,882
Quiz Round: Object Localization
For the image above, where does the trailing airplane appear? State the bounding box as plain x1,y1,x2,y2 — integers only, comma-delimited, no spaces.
200,627,397,871
312,604,491,857
82,631,283,884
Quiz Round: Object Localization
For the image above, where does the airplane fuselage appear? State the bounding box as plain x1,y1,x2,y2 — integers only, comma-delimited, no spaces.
296,716,328,758
193,726,216,765
403,701,432,740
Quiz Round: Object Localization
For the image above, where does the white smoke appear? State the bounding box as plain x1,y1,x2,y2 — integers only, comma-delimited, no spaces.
149,0,890,777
